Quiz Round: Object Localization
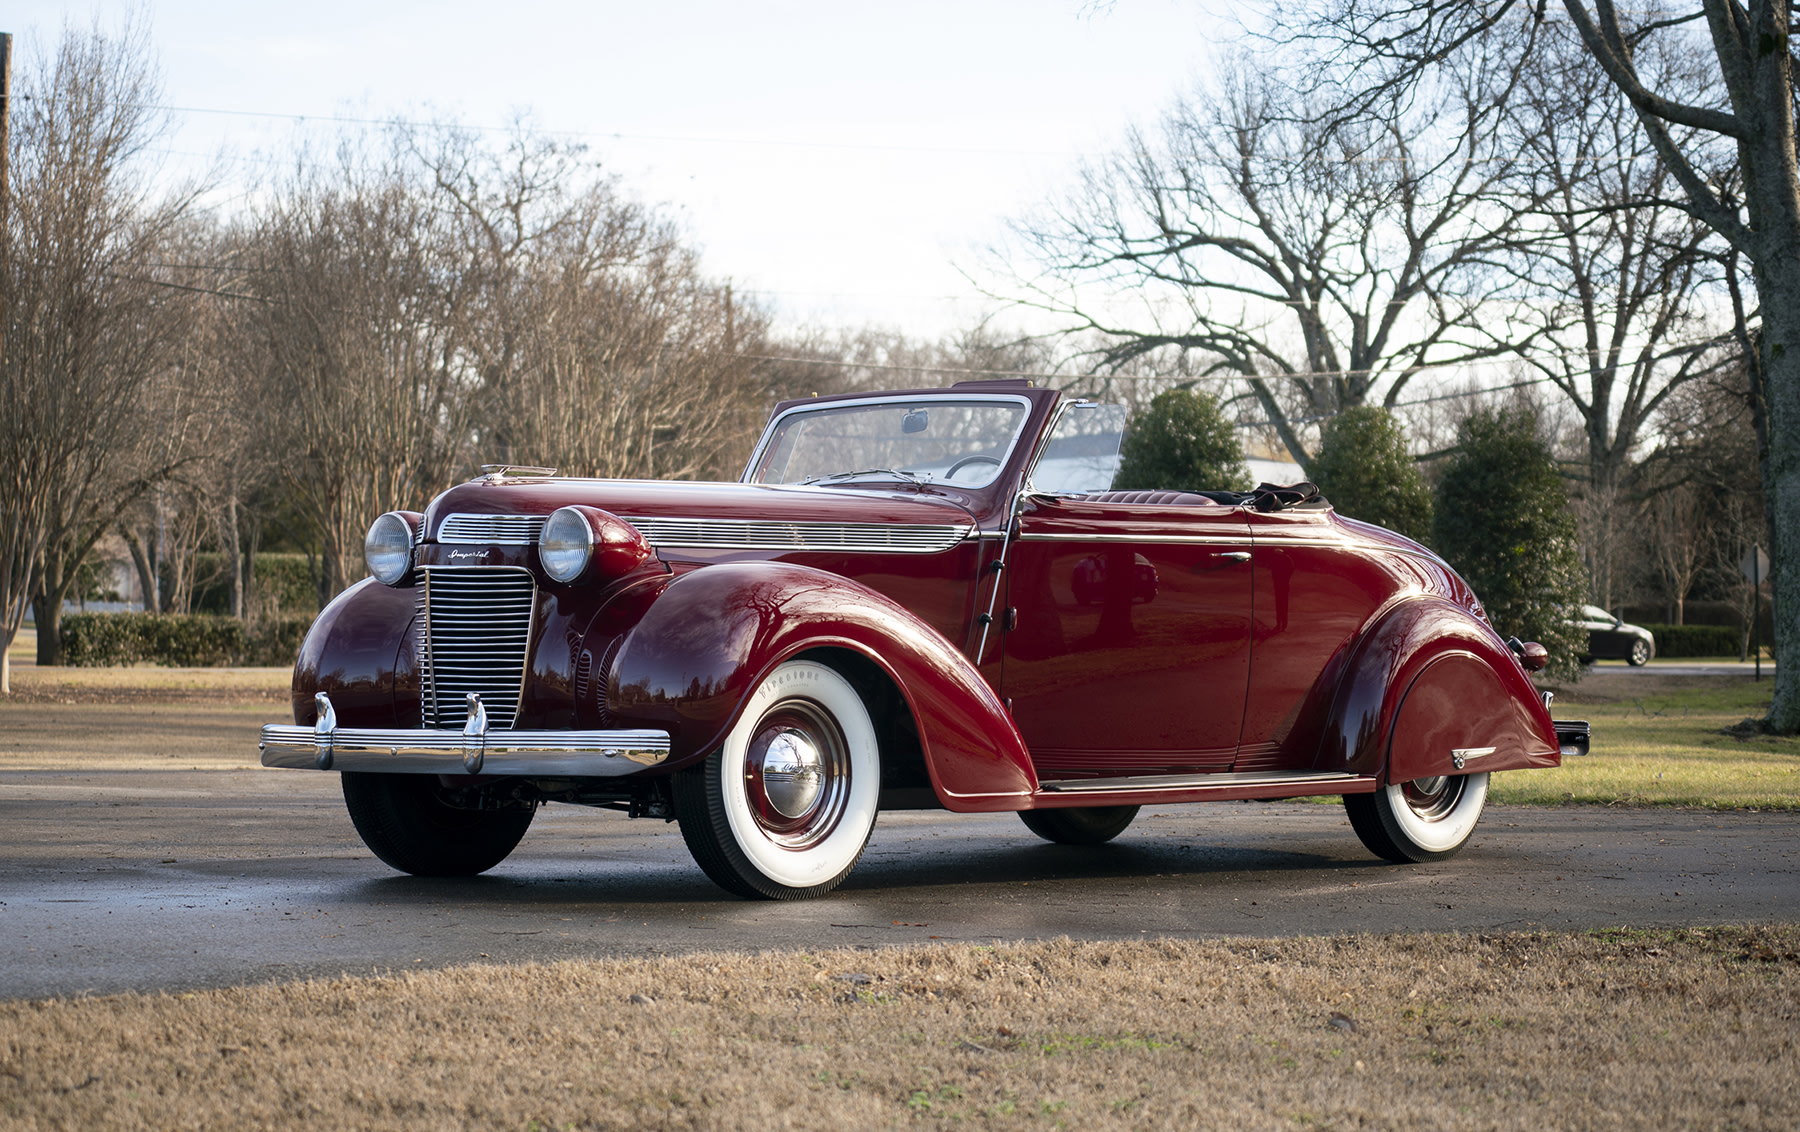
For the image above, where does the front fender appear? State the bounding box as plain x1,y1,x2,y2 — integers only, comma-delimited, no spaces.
606,562,1036,810
290,578,418,727
1318,597,1559,782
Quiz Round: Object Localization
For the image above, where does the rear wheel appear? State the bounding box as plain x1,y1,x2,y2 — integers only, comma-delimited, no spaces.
1344,773,1489,863
341,773,535,876
1018,805,1140,846
673,659,880,899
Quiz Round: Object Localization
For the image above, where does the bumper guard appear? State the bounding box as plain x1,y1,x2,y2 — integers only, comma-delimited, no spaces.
1554,720,1590,758
260,692,671,776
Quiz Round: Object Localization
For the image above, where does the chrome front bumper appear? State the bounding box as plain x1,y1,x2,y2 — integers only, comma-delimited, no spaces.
260,692,670,776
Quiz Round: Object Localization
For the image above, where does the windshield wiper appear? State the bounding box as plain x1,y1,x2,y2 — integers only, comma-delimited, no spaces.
802,468,927,486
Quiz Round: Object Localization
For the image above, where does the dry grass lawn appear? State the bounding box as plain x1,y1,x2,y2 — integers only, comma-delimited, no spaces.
1493,674,1800,810
3,927,1797,1131
0,660,289,706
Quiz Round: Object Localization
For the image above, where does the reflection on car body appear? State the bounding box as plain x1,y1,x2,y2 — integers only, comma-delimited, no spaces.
259,380,1588,899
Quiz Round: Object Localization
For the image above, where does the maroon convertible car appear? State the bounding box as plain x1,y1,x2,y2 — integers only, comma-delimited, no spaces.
259,381,1588,899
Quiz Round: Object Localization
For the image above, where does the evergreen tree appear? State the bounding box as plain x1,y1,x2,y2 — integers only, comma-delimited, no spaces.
1433,407,1587,681
1112,389,1250,493
1311,406,1433,543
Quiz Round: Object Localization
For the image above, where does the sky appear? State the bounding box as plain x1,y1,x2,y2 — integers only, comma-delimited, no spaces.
6,1,1234,339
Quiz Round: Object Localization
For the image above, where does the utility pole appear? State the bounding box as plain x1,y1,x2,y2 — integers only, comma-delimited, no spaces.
0,32,10,697
1,32,11,222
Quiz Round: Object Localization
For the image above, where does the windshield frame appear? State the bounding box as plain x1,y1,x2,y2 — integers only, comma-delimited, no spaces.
741,393,1035,489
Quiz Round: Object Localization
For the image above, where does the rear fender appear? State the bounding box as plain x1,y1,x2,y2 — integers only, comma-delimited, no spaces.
1319,597,1559,782
606,562,1036,810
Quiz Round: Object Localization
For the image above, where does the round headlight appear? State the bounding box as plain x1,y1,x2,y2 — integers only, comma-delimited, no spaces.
364,512,415,585
539,507,594,583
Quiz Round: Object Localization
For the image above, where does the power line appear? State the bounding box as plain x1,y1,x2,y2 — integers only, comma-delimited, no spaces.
139,103,1077,159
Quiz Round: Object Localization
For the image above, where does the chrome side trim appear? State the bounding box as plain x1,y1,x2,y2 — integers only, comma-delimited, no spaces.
1015,532,1251,545
438,513,548,545
1039,770,1361,794
1451,745,1498,771
620,516,972,554
1259,536,1446,565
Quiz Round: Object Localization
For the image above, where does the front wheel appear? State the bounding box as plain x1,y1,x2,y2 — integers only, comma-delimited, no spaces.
341,773,535,876
1628,638,1651,666
1344,773,1489,863
673,659,880,899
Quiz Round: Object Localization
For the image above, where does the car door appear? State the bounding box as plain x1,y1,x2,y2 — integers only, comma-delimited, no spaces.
1000,495,1254,779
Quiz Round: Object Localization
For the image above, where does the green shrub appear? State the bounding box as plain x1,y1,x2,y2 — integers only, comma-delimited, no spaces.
61,612,313,667
1636,624,1744,659
61,613,150,667
244,615,313,667
1311,406,1433,543
189,553,320,616
1113,388,1251,493
1433,406,1587,681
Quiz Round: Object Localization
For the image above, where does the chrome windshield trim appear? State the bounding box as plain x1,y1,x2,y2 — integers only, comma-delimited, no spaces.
741,393,1034,486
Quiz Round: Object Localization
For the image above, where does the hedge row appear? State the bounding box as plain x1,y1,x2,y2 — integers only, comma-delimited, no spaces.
1637,623,1744,659
62,613,312,668
189,553,319,617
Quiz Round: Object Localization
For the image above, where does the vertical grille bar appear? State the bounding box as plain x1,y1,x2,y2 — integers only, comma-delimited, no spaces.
419,567,536,730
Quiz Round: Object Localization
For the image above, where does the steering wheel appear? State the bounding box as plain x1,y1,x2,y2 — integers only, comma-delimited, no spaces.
944,454,1001,481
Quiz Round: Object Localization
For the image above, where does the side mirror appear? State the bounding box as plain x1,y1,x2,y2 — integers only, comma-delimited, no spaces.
1507,636,1550,672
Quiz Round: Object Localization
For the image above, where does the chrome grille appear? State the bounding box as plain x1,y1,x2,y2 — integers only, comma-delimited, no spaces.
620,516,971,553
419,567,536,729
438,513,547,545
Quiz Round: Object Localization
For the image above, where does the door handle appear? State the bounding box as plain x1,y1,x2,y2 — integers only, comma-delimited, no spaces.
1218,551,1252,563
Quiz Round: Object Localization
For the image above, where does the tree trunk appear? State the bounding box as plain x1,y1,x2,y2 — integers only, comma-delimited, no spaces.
1751,256,1800,731
222,495,243,620
31,553,67,667
121,526,158,614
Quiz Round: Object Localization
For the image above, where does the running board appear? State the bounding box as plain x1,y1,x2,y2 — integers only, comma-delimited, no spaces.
1038,770,1364,795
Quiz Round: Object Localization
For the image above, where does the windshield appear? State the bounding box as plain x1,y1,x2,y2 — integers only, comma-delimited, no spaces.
1030,402,1128,494
746,398,1028,488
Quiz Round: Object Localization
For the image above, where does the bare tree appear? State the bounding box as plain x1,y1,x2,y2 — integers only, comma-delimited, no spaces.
1005,32,1541,468
1285,0,1800,730
1642,481,1709,622
419,125,775,482
0,22,204,682
1494,21,1733,609
237,136,478,602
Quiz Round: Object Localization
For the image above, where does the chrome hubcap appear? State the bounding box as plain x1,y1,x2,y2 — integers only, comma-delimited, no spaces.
757,727,825,818
743,700,850,848
1401,775,1462,821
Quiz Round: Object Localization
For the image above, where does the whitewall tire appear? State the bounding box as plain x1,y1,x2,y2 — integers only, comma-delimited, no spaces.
1344,773,1489,863
674,659,880,899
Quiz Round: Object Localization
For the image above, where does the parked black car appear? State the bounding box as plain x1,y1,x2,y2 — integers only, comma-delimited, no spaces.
1576,605,1655,666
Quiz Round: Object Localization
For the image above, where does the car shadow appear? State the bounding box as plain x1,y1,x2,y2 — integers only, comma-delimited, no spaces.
329,837,1387,909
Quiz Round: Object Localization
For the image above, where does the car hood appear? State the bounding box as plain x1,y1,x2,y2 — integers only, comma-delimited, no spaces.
422,477,981,540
